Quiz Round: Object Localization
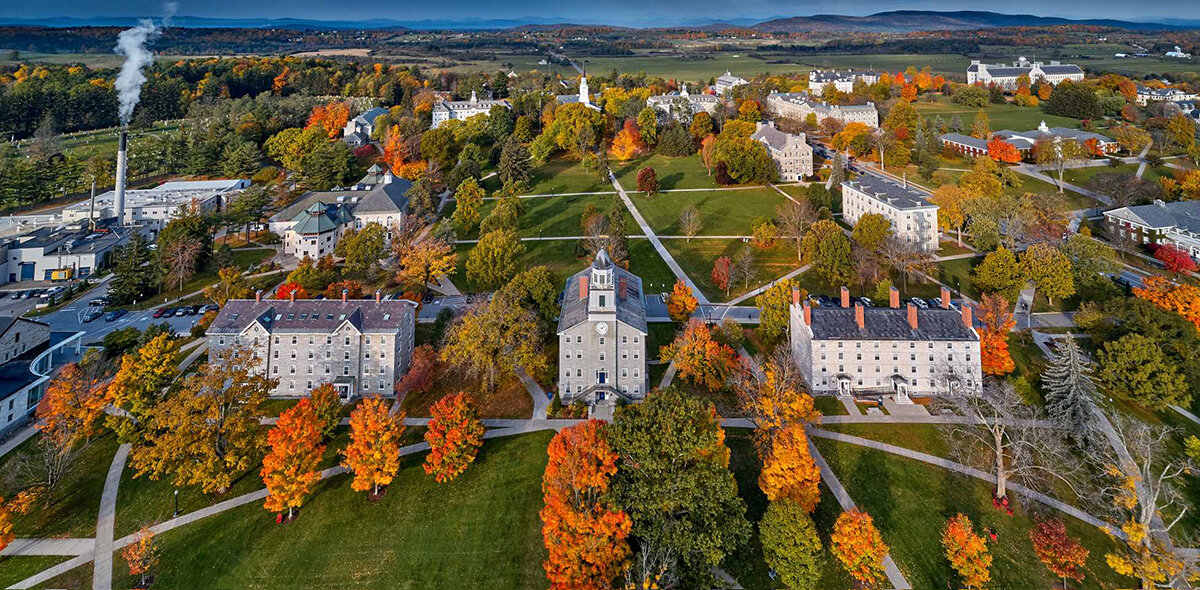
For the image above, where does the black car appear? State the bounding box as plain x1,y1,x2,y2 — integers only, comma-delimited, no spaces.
104,309,127,322
815,294,836,307
185,305,200,316
82,308,103,323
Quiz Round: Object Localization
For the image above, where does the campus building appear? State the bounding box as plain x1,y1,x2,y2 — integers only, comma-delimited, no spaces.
939,122,1119,157
0,318,83,437
714,71,749,96
342,107,389,147
1104,200,1200,259
556,250,648,408
766,92,879,128
61,179,249,235
1136,85,1199,106
966,58,1084,90
556,76,601,111
207,292,417,401
790,286,982,400
431,91,510,128
808,69,880,94
267,165,411,260
842,174,939,252
646,84,722,121
1,221,127,283
751,122,814,181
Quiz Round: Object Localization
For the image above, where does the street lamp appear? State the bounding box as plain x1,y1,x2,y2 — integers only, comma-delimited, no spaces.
173,489,179,518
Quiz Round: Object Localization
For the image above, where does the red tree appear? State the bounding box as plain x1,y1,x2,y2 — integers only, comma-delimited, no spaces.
978,294,1015,376
987,137,1022,164
423,393,485,483
398,344,437,394
711,256,732,297
636,166,658,195
541,420,632,589
275,282,309,300
1154,244,1197,275
1030,517,1089,587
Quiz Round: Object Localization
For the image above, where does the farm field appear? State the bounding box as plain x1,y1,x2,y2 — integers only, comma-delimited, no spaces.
913,95,1081,131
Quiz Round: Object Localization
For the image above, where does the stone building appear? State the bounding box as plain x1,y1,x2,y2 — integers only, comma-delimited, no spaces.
556,250,648,408
556,76,601,111
206,293,417,401
714,71,748,96
808,69,880,94
966,58,1084,90
766,92,879,128
790,286,982,400
750,122,814,181
842,174,939,252
431,91,510,128
647,84,722,122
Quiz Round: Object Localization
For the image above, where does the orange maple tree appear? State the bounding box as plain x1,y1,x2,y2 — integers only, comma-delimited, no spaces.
540,420,632,589
758,424,821,513
901,83,918,102
711,257,732,297
381,125,412,172
306,102,350,139
0,498,12,553
323,279,364,300
987,137,1022,163
666,278,698,323
609,120,645,162
341,396,406,496
261,399,325,519
659,319,739,391
36,362,108,447
308,383,342,439
978,294,1015,376
1134,276,1200,330
274,281,309,300
1084,137,1105,156
831,509,889,587
942,513,992,590
1030,517,1089,586
739,363,821,449
423,393,485,483
121,526,158,588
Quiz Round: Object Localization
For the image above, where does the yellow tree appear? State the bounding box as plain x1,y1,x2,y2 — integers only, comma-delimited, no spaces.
121,527,158,588
666,278,698,323
202,266,252,305
759,424,821,513
0,499,12,553
942,513,991,590
261,398,325,519
130,347,274,494
738,363,821,449
341,396,406,496
395,238,457,292
106,333,180,442
929,185,968,246
831,509,889,587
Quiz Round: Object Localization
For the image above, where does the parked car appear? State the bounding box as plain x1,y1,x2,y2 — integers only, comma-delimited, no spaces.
910,297,929,309
152,307,169,318
104,309,127,322
422,292,435,304
184,305,200,316
0,292,10,300
200,304,219,314
858,297,874,308
173,308,189,317
83,308,103,323
815,294,835,307
89,297,108,306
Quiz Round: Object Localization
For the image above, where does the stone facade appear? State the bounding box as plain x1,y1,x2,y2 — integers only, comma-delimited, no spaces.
842,174,939,252
791,287,982,399
431,92,510,128
966,58,1084,90
557,250,648,407
766,92,878,128
0,318,49,364
809,69,880,94
206,295,416,401
751,122,813,181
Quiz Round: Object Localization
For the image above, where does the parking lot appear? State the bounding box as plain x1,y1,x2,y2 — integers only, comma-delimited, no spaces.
33,282,206,344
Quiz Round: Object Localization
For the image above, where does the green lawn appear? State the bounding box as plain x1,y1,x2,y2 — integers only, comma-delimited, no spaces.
933,257,979,300
644,323,679,361
614,154,720,191
0,433,118,538
813,437,1135,590
131,248,275,310
631,189,788,236
914,95,1082,131
1062,163,1139,186
565,53,813,79
486,157,615,195
779,54,970,77
662,240,801,302
113,432,553,590
0,556,71,589
450,193,638,240
450,238,671,295
814,395,850,416
627,239,677,294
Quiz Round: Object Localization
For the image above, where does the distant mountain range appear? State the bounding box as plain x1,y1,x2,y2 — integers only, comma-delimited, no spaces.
0,10,1195,32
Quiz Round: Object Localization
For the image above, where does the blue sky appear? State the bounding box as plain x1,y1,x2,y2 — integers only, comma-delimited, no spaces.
4,0,1194,25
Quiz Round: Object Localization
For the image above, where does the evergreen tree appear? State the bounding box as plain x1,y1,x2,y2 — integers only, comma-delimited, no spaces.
110,232,156,305
949,114,964,134
606,196,629,265
498,137,531,185
1042,337,1099,444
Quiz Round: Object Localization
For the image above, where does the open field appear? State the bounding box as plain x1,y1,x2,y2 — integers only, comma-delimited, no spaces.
112,431,554,590
764,53,973,77
447,193,638,240
483,157,615,195
563,53,813,79
0,556,72,589
631,188,788,236
914,95,1081,131
0,51,203,68
614,154,722,191
813,436,1134,589
662,239,800,302
0,433,118,538
450,239,671,295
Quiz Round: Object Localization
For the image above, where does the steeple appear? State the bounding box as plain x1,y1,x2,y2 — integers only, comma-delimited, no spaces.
579,76,590,105
470,90,478,103
588,249,614,311
681,83,689,98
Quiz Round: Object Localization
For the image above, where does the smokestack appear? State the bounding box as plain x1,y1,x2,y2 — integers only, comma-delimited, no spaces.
88,180,97,232
114,131,128,226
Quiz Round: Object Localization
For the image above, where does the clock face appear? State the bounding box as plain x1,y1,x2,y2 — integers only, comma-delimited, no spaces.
595,322,609,335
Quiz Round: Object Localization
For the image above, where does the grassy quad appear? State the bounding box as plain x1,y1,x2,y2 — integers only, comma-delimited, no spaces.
111,432,554,590
813,436,1135,590
614,154,722,191
0,433,119,538
630,188,789,236
483,157,616,195
0,556,73,589
448,193,638,241
662,239,801,302
913,95,1082,131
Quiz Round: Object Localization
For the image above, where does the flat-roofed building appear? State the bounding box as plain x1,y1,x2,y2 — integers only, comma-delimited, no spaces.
62,179,248,235
206,292,417,401
842,174,939,252
790,286,982,401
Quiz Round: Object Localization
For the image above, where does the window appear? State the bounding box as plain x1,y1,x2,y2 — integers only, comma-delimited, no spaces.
344,352,350,361
577,336,582,343
292,336,297,345
289,366,296,374
290,351,296,359
365,336,371,345
290,380,295,390
326,336,332,345
622,369,628,378
343,366,350,376
379,380,386,390
308,336,314,345
599,352,606,361
622,336,628,344
345,337,351,346
219,336,226,345
307,380,313,389
308,351,314,359
325,351,331,359
599,295,606,307
599,337,605,346
576,369,582,377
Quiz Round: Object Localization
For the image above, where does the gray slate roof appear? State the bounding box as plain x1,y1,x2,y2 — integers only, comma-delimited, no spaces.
1106,200,1200,234
353,107,388,126
751,124,806,151
557,257,648,335
939,133,989,150
1040,64,1084,75
208,299,416,335
842,173,934,210
270,172,412,224
809,307,977,341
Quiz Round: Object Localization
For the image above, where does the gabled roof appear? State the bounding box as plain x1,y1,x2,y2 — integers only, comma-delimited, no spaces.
0,317,47,341
1038,64,1084,75
270,174,412,224
806,306,977,341
208,299,417,335
290,202,353,235
353,107,388,126
1105,200,1200,234
557,253,647,335
751,123,808,152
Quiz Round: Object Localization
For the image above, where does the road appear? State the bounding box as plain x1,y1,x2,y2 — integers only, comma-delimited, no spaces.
36,282,203,343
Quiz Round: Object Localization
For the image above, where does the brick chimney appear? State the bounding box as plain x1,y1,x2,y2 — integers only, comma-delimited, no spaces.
855,303,865,330
289,290,296,303
579,276,589,299
907,302,918,330
961,304,973,328
940,286,951,309
792,286,801,305
619,277,627,300
802,301,812,326
841,286,850,308
375,290,382,303
341,288,349,303
889,286,900,309
255,289,262,303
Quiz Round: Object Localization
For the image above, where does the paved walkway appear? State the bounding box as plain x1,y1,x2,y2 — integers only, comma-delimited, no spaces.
516,367,550,420
609,171,711,305
723,263,808,306
658,361,677,389
807,439,912,589
1013,165,1110,206
807,427,1119,537
92,443,130,590
0,538,95,557
0,424,37,459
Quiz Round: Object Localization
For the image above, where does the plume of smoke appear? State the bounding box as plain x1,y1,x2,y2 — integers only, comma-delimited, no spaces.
113,3,177,126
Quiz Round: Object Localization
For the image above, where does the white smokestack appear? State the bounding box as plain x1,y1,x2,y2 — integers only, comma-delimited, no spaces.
113,4,175,125
115,132,128,225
